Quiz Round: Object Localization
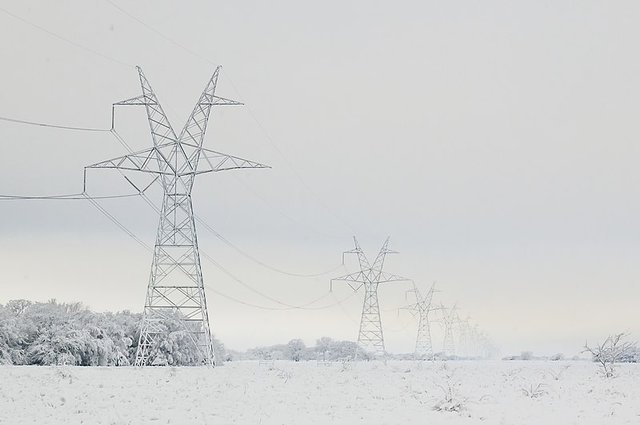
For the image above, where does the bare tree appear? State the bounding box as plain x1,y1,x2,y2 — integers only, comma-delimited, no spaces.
583,333,637,378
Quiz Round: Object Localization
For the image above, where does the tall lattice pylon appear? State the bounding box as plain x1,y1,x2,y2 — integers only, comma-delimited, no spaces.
440,304,457,357
456,315,471,358
87,66,268,366
401,282,437,360
331,237,409,358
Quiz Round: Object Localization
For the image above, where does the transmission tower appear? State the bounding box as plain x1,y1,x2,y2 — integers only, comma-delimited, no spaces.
400,282,437,360
456,315,471,359
440,303,457,358
331,237,409,358
87,66,268,366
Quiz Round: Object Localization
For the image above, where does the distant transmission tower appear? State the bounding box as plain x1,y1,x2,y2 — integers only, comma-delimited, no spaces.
331,237,409,357
87,66,268,366
440,304,457,357
456,315,471,358
401,282,437,360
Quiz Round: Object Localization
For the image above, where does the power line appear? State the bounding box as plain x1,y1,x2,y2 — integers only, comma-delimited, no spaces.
82,192,151,251
136,189,340,309
0,115,110,132
0,193,140,201
0,109,358,315
221,68,359,236
195,215,344,278
199,249,344,310
86,189,356,312
0,5,132,68
111,129,344,278
103,0,215,66
80,190,309,311
93,0,358,238
330,291,359,326
230,174,344,242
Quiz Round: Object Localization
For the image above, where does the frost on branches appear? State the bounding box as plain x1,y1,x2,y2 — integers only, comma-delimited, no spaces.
0,299,226,366
584,333,639,378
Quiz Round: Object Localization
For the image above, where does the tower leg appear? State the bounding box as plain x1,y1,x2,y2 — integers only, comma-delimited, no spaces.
415,314,433,360
357,284,385,358
443,325,455,358
135,193,214,366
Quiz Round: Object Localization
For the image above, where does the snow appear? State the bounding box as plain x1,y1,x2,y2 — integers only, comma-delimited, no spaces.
1,360,639,424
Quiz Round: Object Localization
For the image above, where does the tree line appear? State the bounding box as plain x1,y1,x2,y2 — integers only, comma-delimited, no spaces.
0,299,225,366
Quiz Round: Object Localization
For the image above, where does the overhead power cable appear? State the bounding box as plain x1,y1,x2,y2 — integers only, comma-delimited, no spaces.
97,0,357,238
0,68,354,312
0,5,132,68
79,192,311,310
221,68,359,236
89,193,357,311
0,115,111,132
82,192,151,251
103,0,214,66
0,192,140,201
135,189,338,309
194,215,344,278
110,128,344,279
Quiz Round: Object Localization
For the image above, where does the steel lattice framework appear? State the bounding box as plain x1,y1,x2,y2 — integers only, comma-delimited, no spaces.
331,237,409,357
456,315,471,358
87,66,268,366
440,304,457,357
401,282,437,360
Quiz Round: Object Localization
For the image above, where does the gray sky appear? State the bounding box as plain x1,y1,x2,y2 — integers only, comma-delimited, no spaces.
1,0,639,356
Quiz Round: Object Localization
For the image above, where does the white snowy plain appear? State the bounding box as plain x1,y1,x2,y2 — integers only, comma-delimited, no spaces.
1,360,639,425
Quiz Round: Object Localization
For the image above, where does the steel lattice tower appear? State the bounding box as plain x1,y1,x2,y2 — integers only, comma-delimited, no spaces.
331,237,408,357
401,282,437,360
441,304,457,357
456,315,471,358
87,66,268,366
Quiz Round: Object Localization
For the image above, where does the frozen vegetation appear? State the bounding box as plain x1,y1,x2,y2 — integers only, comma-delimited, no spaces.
2,299,640,424
0,299,226,366
1,360,640,424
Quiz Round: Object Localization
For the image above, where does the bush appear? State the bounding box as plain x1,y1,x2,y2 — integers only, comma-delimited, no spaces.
584,333,638,378
0,299,225,366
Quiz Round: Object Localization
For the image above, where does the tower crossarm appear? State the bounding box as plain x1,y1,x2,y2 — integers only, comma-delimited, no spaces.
86,146,175,175
194,148,270,175
375,271,410,284
114,95,153,106
330,271,368,292
398,303,420,318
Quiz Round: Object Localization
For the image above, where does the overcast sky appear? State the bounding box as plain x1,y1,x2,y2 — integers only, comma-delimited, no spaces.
1,0,639,356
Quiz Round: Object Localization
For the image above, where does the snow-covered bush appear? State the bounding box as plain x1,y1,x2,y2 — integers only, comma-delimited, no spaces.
521,383,547,398
314,337,369,361
584,333,638,378
433,365,465,412
285,339,306,362
0,299,223,366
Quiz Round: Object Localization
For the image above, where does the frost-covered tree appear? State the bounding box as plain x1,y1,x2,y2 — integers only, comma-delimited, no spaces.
0,299,224,366
285,339,306,361
584,333,638,378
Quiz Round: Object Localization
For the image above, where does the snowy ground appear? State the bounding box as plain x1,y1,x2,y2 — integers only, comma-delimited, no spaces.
1,360,639,425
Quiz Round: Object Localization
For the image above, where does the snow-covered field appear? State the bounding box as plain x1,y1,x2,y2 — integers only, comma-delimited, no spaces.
1,360,639,425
